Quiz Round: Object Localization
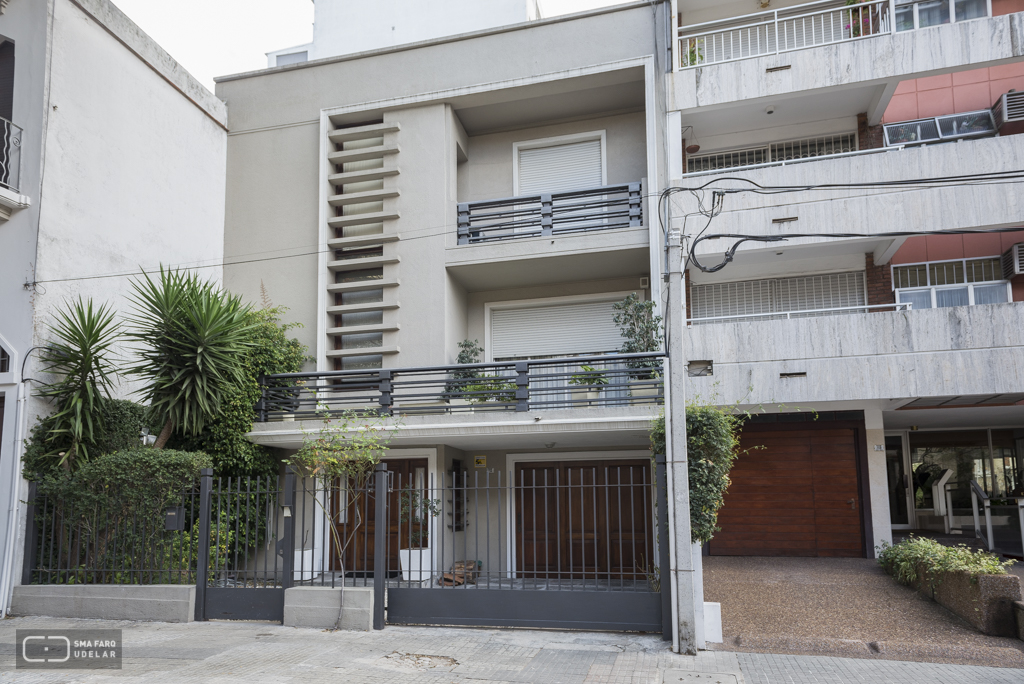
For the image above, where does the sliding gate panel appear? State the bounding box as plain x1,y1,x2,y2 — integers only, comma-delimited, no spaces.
384,461,663,632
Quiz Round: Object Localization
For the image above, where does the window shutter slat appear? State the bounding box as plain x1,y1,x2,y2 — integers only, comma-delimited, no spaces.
491,300,622,360
518,140,603,195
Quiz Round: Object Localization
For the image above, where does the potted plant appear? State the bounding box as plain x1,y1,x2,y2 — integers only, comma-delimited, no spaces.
447,339,484,408
568,365,608,405
464,374,517,405
613,293,664,398
398,489,441,582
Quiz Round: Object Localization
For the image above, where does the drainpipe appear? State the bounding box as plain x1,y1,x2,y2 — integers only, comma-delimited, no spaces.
0,380,28,617
665,230,700,653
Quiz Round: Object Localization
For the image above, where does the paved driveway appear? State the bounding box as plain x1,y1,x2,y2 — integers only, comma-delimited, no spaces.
703,555,1024,668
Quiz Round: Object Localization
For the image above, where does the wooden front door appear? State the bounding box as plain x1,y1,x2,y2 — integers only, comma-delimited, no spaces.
515,459,654,580
332,458,429,575
709,426,864,557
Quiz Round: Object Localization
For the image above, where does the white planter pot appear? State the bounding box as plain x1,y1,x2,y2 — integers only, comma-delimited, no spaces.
570,388,601,405
628,380,660,398
399,548,433,582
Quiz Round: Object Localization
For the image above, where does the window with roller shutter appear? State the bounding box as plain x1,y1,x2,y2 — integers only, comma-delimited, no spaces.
489,298,624,361
515,135,604,196
690,271,867,322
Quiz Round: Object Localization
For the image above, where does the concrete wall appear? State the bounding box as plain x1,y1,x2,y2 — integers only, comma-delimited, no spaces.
11,584,196,623
457,111,647,203
685,303,1024,406
310,0,537,60
283,586,373,630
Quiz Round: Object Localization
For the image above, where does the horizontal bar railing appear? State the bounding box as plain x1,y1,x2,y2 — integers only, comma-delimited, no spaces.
688,302,912,325
23,479,201,586
678,0,892,69
0,116,22,193
457,182,642,245
257,352,665,421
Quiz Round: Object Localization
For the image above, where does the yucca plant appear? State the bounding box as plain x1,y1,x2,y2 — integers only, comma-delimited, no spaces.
36,298,120,470
126,268,255,449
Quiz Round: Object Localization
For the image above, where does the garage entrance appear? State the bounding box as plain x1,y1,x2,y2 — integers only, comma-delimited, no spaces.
709,418,868,558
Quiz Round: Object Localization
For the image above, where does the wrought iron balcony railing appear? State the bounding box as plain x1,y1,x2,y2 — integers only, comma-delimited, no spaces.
457,183,643,245
255,352,664,421
0,117,22,193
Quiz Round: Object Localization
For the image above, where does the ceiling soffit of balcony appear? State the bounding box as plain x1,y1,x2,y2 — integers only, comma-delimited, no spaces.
446,245,650,292
884,401,1024,430
681,84,880,142
450,67,646,136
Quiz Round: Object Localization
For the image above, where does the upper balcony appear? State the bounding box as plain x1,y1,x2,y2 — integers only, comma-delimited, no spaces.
684,301,1024,406
671,1,1024,112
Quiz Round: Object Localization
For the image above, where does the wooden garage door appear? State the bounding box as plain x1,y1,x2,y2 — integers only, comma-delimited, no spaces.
709,427,864,557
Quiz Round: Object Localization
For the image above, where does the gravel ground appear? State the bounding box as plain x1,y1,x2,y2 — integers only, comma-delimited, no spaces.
703,555,1024,668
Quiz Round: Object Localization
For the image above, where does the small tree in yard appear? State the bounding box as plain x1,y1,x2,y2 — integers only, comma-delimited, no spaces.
285,411,398,629
35,298,120,471
126,268,256,449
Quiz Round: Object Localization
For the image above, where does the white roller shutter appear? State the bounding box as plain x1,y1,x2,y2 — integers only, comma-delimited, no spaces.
517,139,603,195
690,271,866,321
491,300,622,360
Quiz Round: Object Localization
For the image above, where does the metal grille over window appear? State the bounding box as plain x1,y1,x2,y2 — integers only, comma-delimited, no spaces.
689,271,867,323
686,133,856,173
893,257,1011,310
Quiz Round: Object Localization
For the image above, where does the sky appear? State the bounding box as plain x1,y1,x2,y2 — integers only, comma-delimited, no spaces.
112,0,626,93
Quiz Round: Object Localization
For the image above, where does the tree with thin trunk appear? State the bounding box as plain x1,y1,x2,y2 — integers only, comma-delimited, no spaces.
126,268,255,449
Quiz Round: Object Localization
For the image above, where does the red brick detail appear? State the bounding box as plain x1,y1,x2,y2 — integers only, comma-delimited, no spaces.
865,253,895,306
684,269,693,321
857,113,885,150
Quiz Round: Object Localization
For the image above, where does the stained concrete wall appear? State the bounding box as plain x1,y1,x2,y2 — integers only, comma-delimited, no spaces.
283,586,372,631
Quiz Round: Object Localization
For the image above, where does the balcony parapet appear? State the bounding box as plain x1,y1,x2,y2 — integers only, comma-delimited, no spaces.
671,10,1024,112
256,352,664,422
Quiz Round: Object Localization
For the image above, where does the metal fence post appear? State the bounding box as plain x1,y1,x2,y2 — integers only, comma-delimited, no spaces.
628,183,643,227
540,195,553,237
283,467,297,590
457,203,470,244
373,462,388,629
515,362,530,412
194,469,213,622
21,481,38,586
655,454,672,641
378,370,393,416
255,375,267,422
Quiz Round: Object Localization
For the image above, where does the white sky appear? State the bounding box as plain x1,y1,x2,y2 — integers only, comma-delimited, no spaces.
112,0,626,93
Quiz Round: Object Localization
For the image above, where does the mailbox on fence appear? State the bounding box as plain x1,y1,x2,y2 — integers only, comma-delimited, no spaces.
165,506,185,531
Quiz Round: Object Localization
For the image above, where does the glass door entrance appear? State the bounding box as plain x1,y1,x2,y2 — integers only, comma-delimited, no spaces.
885,435,912,527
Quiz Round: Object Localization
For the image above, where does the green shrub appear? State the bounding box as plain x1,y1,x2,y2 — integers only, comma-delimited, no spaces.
650,403,743,544
171,306,307,477
877,536,1014,588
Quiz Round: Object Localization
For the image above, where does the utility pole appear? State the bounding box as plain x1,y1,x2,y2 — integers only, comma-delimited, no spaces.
666,229,701,654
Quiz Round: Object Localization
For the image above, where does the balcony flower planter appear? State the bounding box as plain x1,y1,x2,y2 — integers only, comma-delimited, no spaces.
570,388,601,405
912,565,1022,636
628,379,660,398
399,547,432,582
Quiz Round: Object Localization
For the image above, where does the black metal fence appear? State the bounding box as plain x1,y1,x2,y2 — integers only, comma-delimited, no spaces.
23,480,201,586
457,183,643,244
257,352,664,421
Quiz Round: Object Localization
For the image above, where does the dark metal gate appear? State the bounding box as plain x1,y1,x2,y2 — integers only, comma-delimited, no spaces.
195,468,294,622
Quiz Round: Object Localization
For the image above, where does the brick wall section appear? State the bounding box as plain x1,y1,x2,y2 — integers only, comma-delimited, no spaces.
857,113,885,150
865,253,895,306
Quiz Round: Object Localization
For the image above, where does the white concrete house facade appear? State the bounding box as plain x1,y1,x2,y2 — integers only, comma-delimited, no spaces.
667,0,1024,559
0,0,227,615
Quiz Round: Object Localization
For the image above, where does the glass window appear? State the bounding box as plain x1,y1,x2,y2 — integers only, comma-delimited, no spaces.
934,287,969,307
337,268,383,283
898,289,932,310
910,430,990,509
992,430,1022,497
973,283,1009,305
929,261,964,286
341,354,383,370
965,258,1001,283
893,264,928,289
955,0,987,20
917,0,950,27
341,333,383,350
340,311,383,327
339,289,383,306
895,3,915,31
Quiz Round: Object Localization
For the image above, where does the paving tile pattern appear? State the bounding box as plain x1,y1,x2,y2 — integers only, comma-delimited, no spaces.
0,617,1022,684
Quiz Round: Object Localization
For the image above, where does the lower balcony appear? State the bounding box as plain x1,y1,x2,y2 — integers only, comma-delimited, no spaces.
255,352,664,422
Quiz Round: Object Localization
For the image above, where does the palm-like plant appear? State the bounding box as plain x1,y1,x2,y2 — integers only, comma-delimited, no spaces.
126,268,255,449
37,298,120,470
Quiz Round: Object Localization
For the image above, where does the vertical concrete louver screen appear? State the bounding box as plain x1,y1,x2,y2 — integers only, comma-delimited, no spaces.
325,119,401,369
490,300,623,360
517,139,603,195
690,271,866,321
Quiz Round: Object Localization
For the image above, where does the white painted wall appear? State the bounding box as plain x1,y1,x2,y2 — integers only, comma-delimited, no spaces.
308,0,539,61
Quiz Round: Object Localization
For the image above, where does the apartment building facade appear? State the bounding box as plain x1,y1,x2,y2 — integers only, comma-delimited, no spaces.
0,0,227,613
669,0,1024,558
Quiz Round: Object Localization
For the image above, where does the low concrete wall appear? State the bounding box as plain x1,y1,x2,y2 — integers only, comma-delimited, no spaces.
915,570,1022,637
1014,601,1024,641
283,586,373,631
11,585,195,623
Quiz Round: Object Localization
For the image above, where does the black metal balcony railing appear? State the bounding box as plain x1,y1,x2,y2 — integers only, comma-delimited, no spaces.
255,352,664,421
0,117,22,193
457,183,643,245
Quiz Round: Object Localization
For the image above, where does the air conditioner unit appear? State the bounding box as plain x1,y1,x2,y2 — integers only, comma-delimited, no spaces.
993,91,1024,129
883,109,997,147
1002,243,1024,279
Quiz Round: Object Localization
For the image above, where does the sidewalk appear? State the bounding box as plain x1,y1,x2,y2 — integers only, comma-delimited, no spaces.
1,616,1023,684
